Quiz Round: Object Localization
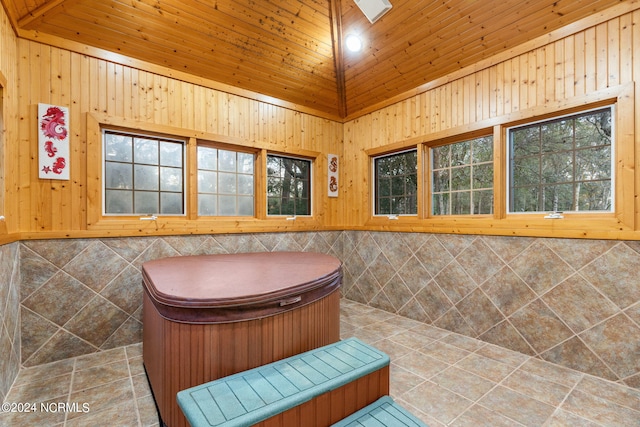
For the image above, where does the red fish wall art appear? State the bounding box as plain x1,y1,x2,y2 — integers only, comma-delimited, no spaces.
38,103,70,180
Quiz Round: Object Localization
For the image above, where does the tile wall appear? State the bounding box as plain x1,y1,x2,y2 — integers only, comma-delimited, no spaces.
0,242,20,402
341,231,640,390
2,230,639,398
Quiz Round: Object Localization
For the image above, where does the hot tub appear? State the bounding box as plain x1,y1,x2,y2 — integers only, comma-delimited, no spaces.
141,251,342,427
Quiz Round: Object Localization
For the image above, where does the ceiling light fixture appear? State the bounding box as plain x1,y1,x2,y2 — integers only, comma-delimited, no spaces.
345,34,363,52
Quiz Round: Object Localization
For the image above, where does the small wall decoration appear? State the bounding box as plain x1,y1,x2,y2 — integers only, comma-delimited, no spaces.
38,103,70,180
327,154,339,197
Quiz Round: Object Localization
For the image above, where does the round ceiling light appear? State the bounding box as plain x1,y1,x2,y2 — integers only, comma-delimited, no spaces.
345,34,363,52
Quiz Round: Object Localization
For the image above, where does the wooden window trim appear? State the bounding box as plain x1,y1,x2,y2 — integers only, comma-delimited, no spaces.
86,113,321,234
365,83,636,239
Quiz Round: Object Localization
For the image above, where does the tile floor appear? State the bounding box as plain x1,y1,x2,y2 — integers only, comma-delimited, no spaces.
2,299,640,426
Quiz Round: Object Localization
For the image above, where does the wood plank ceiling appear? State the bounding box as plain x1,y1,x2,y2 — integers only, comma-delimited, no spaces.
1,0,625,119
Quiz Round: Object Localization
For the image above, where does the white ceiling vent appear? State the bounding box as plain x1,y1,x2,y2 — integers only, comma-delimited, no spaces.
354,0,392,24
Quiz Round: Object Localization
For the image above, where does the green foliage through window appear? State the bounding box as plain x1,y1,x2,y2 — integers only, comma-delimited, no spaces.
431,136,493,215
509,107,612,213
267,155,311,216
374,150,417,215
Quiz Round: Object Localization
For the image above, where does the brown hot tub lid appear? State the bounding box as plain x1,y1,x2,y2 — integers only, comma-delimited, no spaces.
142,252,342,323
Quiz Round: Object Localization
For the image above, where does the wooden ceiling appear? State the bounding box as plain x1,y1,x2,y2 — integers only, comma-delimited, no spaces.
1,0,625,119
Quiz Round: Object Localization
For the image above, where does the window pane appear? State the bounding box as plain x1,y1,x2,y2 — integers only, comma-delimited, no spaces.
218,172,236,194
134,192,158,214
578,181,611,211
105,134,132,162
509,107,612,213
198,147,217,170
105,163,133,189
218,150,236,172
197,146,255,217
104,131,184,215
198,170,217,194
432,170,449,192
199,194,217,216
134,138,158,164
473,190,493,214
472,137,493,163
542,183,574,212
160,167,182,192
238,196,254,216
432,193,449,215
473,163,493,189
160,193,183,214
160,141,182,167
431,136,493,216
134,164,159,191
451,167,471,191
267,155,311,216
432,146,450,169
105,190,132,213
238,174,253,195
373,150,417,215
218,195,237,215
238,152,254,174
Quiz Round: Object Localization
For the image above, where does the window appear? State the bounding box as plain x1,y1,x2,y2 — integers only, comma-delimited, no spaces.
267,154,311,216
508,107,613,213
431,136,493,215
103,130,185,215
197,146,254,216
374,150,417,215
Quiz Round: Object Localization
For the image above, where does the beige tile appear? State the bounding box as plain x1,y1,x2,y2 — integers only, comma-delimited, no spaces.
370,338,413,360
67,378,134,421
450,404,526,427
477,385,556,427
402,381,474,425
575,375,640,411
136,394,160,426
72,360,131,392
11,358,74,387
431,366,496,401
389,364,425,397
561,389,640,426
74,347,127,371
389,330,436,349
455,353,516,383
544,409,602,426
6,373,71,403
0,397,66,426
501,369,572,407
394,351,450,380
419,341,471,364
64,400,139,427
519,357,584,388
476,344,530,367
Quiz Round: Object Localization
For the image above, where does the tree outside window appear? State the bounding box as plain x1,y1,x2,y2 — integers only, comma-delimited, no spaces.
374,150,417,215
431,136,493,215
509,107,612,213
267,155,311,216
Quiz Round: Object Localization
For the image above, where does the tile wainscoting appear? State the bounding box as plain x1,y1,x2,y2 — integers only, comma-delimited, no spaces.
0,242,20,403
1,231,639,399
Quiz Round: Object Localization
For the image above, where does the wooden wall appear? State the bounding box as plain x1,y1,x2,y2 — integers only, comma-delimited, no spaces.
343,6,640,240
2,4,640,240
2,26,343,238
0,5,17,241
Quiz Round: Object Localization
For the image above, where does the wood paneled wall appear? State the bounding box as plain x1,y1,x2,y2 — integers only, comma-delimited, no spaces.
2,5,640,240
343,9,640,239
0,5,17,241
4,33,343,237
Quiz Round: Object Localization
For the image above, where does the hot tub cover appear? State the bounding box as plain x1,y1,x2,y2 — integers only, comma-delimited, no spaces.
142,252,342,323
